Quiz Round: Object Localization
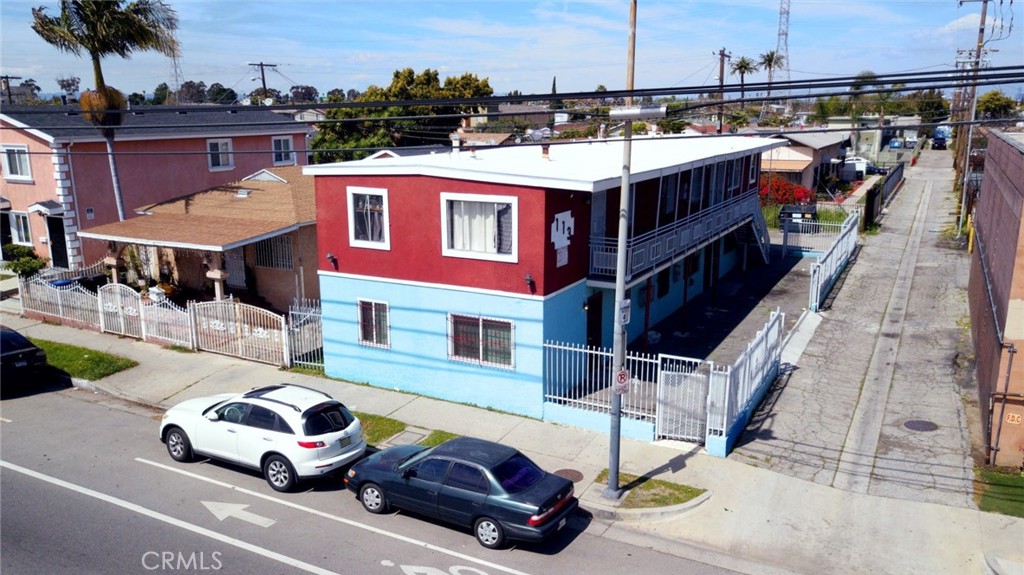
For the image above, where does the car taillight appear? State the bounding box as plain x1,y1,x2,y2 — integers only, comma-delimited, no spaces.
527,486,574,526
297,440,326,448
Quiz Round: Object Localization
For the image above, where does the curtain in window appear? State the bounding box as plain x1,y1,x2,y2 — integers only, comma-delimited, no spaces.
359,301,388,345
450,201,512,254
481,319,512,365
451,315,480,359
353,194,384,242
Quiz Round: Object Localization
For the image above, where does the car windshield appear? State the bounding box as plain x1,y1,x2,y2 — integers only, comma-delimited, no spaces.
491,453,544,494
303,404,355,436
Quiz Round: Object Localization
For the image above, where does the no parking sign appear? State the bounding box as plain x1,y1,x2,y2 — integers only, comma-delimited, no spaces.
614,369,630,395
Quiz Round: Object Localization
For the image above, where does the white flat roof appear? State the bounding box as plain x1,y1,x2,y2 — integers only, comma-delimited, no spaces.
304,135,787,192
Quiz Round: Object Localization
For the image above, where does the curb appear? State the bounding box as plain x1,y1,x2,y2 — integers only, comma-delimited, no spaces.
984,552,1024,575
581,485,712,522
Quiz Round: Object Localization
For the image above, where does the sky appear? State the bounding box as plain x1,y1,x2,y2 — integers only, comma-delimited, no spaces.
2,0,1022,100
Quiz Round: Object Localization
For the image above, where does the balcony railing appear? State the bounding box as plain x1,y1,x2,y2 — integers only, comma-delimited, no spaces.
589,192,760,281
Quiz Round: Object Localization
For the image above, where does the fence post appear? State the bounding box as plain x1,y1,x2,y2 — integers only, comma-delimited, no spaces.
281,313,291,368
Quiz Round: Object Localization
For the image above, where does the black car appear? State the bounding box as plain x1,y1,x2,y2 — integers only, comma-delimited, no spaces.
1,325,48,383
345,436,579,549
866,164,889,175
932,137,947,150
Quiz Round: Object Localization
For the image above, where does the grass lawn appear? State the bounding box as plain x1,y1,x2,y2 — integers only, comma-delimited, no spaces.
419,430,460,447
32,338,138,381
595,469,706,508
355,412,405,447
975,467,1024,518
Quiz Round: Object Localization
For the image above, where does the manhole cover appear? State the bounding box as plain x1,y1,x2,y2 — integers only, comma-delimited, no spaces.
553,468,584,483
904,419,939,432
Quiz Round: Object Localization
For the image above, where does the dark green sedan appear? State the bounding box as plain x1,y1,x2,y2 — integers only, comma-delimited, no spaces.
344,436,579,549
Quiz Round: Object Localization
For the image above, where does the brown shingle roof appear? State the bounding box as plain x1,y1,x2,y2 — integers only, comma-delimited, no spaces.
78,166,314,250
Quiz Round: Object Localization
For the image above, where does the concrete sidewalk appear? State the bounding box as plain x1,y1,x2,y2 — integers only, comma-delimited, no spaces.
2,298,1022,574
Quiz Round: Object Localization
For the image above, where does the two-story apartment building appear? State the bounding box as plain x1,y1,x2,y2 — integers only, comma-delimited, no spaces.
304,135,785,418
1,105,309,270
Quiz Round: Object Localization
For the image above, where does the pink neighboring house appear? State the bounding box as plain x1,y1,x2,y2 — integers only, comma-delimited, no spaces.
1,105,309,269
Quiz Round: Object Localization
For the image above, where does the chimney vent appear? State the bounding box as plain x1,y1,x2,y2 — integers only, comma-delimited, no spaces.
542,143,550,159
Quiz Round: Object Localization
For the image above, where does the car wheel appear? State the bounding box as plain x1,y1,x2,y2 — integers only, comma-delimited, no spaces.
165,427,193,462
474,517,505,549
263,455,297,492
359,483,388,514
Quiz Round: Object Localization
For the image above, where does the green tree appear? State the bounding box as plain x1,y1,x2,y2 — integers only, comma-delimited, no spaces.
177,79,206,103
976,90,1018,119
311,68,493,163
151,81,170,104
758,50,785,100
289,85,319,103
206,83,237,104
729,56,759,109
32,0,180,221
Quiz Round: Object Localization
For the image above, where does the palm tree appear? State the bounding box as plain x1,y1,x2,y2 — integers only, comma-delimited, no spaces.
32,0,180,222
758,50,786,100
729,56,759,110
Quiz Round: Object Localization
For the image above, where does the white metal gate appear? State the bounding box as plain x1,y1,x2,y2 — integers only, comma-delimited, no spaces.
655,355,710,442
98,283,144,339
191,300,288,366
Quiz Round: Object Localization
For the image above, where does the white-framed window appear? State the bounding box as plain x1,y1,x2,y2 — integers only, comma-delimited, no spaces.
207,139,234,170
347,186,390,250
8,212,31,245
448,314,514,368
1,145,32,182
253,235,293,270
357,299,390,348
272,136,295,166
748,153,759,184
440,192,517,263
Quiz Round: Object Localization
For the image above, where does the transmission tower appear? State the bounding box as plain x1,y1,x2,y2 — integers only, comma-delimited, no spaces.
774,0,791,108
760,0,791,120
168,54,184,103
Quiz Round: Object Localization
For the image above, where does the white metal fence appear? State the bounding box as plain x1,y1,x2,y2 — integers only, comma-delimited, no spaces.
809,211,860,312
17,272,318,367
543,307,784,453
781,220,847,256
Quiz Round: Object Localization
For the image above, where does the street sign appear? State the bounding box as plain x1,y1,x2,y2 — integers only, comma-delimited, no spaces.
614,370,630,394
618,299,631,326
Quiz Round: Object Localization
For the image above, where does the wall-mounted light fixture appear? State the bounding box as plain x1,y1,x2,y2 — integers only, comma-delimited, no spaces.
524,273,534,289
325,252,336,263
583,301,589,312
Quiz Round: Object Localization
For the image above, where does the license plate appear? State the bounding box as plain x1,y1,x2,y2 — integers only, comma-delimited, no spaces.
339,436,351,448
557,518,567,531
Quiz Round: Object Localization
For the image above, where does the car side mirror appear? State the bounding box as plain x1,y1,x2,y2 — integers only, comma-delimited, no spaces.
402,468,415,479
206,412,220,421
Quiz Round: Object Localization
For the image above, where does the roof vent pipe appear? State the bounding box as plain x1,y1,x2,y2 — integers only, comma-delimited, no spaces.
542,143,550,160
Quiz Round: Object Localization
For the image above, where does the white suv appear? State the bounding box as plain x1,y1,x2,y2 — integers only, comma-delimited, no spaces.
160,384,366,491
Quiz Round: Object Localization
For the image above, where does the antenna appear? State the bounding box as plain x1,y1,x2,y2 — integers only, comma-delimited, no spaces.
169,54,185,104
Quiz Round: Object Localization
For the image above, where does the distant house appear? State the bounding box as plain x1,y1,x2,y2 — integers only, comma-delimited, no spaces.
0,105,310,270
77,166,318,311
304,135,784,420
967,128,1024,469
760,131,848,191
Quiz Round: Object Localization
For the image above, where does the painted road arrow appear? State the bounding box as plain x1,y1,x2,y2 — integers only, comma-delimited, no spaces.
201,501,276,527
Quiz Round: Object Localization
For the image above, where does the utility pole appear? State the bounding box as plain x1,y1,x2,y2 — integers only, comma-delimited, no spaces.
247,62,277,104
717,48,731,134
1,75,23,104
956,0,989,236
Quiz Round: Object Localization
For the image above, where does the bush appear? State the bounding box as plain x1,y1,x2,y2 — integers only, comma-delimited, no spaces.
759,174,815,206
1,244,48,277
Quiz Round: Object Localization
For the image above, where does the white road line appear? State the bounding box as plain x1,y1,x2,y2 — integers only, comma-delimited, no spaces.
136,457,535,575
0,460,340,575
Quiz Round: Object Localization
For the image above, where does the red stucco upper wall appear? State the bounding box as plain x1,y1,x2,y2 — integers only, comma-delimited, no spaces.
315,174,592,295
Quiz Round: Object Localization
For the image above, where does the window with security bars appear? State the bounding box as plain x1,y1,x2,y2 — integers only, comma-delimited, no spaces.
449,314,513,367
358,300,389,348
254,235,293,269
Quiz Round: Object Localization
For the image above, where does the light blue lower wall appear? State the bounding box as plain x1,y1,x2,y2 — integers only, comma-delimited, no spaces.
321,275,545,418
543,281,588,343
543,403,655,441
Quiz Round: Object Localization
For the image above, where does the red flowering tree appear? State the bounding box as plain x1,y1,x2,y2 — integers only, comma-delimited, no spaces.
759,174,815,206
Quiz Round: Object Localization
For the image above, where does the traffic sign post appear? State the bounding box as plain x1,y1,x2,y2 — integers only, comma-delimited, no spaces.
614,370,630,394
